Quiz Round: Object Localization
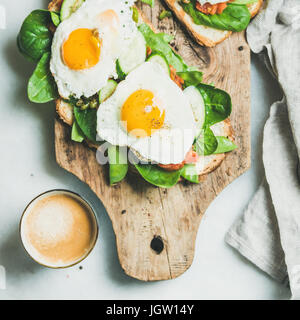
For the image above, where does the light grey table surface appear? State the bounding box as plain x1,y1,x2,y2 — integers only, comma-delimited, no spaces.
0,0,290,300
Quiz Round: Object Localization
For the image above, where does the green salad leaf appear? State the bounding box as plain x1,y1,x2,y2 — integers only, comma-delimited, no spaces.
27,52,58,103
180,1,251,32
198,84,232,128
177,71,203,88
214,136,237,154
108,146,129,185
181,165,200,184
73,107,97,142
138,23,188,72
71,121,85,143
17,10,53,62
134,164,182,188
195,127,218,156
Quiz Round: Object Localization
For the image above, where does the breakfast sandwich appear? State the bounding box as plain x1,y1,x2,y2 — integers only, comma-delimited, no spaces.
163,0,263,47
17,0,237,188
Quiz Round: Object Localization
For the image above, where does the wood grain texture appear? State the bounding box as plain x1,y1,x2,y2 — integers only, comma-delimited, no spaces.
55,1,250,281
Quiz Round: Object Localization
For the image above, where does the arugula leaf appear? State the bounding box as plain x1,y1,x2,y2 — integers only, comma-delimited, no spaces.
140,0,155,8
71,120,85,143
17,10,53,62
180,1,251,32
214,137,237,154
195,127,218,156
108,146,129,185
181,165,200,184
198,83,232,128
138,23,188,72
177,71,203,88
135,164,182,188
73,107,97,142
27,52,58,103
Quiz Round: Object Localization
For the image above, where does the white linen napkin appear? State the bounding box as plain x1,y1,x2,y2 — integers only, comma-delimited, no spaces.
225,0,300,299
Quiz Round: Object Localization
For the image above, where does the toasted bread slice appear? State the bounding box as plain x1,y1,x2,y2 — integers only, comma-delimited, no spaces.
50,0,234,178
56,99,74,126
163,0,263,47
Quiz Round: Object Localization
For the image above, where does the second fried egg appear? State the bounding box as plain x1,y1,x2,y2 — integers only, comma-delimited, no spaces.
97,62,197,165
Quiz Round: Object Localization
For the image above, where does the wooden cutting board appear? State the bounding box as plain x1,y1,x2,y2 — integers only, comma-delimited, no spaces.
55,1,250,281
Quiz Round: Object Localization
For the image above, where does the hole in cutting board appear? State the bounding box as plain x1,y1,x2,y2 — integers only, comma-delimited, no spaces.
150,236,164,254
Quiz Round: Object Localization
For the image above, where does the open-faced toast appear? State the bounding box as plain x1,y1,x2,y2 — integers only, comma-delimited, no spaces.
163,0,263,47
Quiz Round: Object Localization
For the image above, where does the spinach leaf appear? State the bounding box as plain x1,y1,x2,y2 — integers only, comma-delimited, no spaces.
138,23,188,72
108,146,129,185
135,164,182,188
214,136,237,154
73,107,97,142
195,127,218,156
198,83,232,127
180,1,251,32
27,52,58,103
181,164,199,184
177,71,203,88
17,10,53,62
71,121,85,143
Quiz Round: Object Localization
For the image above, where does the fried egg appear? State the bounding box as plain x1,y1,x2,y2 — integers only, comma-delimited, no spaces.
50,0,136,99
97,62,197,165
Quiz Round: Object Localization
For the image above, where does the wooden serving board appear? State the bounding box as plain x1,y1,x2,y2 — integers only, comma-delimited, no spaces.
55,1,250,281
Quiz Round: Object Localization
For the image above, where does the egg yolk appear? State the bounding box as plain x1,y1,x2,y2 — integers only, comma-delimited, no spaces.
62,28,101,70
121,90,165,138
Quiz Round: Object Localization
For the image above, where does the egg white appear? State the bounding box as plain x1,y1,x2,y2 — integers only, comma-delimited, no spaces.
97,62,197,165
50,0,136,99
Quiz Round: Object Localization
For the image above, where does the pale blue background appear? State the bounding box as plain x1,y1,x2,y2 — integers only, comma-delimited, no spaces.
0,0,290,299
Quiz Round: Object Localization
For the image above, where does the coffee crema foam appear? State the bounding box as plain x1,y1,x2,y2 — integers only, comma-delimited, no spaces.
21,193,97,267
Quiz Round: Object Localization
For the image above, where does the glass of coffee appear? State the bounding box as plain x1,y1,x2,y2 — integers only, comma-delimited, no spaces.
20,190,98,268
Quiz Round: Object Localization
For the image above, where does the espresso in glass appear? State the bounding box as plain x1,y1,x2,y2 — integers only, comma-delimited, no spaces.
20,190,98,268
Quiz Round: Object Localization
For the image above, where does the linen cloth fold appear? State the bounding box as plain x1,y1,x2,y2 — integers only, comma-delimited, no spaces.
225,0,300,299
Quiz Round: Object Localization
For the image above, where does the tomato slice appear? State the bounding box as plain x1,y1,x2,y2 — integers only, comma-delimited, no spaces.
195,1,232,16
157,150,199,172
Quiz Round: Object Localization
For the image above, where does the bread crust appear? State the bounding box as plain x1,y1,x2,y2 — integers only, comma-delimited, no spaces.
163,0,263,47
49,0,234,178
